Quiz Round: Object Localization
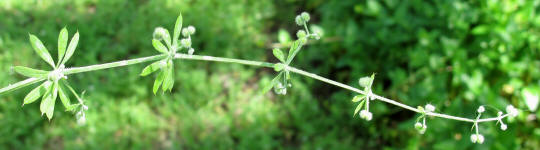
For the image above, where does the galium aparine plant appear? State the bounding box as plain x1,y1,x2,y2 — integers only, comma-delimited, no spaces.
0,11,520,143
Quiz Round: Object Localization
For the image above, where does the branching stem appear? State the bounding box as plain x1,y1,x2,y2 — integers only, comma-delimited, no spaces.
0,53,508,124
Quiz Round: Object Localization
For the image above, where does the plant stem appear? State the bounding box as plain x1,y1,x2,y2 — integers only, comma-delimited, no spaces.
64,54,168,74
0,53,509,124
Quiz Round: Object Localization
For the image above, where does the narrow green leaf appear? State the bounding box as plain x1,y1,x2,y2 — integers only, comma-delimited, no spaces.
152,39,168,54
23,81,49,105
140,61,164,76
173,13,183,45
61,31,79,65
58,84,71,111
273,48,285,63
153,70,165,94
161,61,174,92
161,28,172,48
58,27,68,65
261,72,283,94
353,99,366,117
45,81,59,120
40,81,54,117
29,34,55,67
286,40,303,64
13,66,48,78
351,95,365,102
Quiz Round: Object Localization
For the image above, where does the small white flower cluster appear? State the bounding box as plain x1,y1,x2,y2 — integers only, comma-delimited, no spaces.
506,105,518,118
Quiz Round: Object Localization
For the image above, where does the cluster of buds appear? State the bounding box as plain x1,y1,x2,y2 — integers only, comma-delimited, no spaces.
152,27,169,41
180,26,196,55
470,134,485,144
415,104,435,134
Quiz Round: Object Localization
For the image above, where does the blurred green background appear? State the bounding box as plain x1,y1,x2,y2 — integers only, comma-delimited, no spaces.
1,0,539,149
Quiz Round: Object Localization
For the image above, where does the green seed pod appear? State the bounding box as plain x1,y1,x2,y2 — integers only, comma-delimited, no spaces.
296,30,307,39
300,12,310,22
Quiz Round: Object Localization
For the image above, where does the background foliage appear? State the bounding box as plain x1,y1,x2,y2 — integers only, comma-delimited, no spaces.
0,0,539,149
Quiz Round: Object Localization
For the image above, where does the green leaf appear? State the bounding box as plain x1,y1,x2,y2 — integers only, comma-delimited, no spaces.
286,40,303,64
140,61,164,76
153,70,165,94
353,99,366,117
273,48,285,63
261,72,283,94
23,81,50,105
161,28,172,48
278,29,292,45
13,66,48,78
58,84,71,111
58,27,68,65
40,81,58,120
351,95,365,102
161,61,174,92
173,13,183,45
29,34,55,67
61,31,79,65
471,25,489,35
152,39,168,54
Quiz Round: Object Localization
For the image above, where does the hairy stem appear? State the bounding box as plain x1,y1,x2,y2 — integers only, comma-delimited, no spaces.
0,53,508,124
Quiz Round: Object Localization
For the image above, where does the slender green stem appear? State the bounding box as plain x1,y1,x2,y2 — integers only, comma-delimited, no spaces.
64,54,167,74
0,52,509,124
0,78,45,95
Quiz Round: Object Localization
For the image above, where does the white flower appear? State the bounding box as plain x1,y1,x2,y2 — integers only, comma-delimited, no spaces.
425,104,435,112
477,134,484,144
414,122,423,130
470,134,478,143
471,134,484,144
500,124,507,131
506,105,518,117
359,110,372,121
477,106,485,113
497,111,503,116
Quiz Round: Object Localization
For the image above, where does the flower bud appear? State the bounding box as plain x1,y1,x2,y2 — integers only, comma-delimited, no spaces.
188,48,194,55
414,122,423,130
470,134,478,143
500,124,507,131
425,104,435,112
477,134,484,144
358,76,372,88
300,12,310,22
296,30,307,39
295,16,305,26
153,27,168,41
506,105,518,117
181,38,191,48
477,106,485,113
187,26,196,34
